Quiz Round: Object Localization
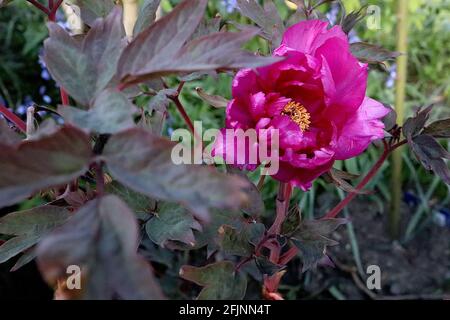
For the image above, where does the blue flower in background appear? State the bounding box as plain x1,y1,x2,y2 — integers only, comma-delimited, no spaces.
386,64,397,89
221,0,237,13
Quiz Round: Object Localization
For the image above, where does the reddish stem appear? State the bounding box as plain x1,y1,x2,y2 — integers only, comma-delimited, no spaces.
0,103,27,133
323,140,406,219
268,182,292,234
278,246,299,265
48,0,63,21
27,0,50,15
170,96,195,134
60,87,70,105
94,163,105,196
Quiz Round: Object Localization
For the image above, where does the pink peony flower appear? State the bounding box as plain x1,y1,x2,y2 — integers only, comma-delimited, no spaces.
213,20,390,190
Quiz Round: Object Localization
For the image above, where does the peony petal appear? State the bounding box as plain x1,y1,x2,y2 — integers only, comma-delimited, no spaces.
231,68,260,100
280,20,348,55
270,115,303,149
273,159,334,191
226,99,254,129
211,128,260,171
281,147,334,169
334,97,390,160
248,92,267,120
265,93,291,117
316,38,368,121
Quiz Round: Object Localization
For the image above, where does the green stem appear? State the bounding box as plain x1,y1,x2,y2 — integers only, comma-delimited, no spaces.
391,0,409,239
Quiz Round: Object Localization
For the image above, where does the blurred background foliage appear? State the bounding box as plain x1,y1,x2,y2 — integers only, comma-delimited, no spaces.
0,0,449,241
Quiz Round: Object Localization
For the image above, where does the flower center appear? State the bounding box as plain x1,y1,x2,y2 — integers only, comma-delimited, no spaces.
281,101,311,131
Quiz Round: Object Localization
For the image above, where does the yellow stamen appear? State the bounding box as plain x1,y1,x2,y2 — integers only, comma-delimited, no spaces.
282,101,311,131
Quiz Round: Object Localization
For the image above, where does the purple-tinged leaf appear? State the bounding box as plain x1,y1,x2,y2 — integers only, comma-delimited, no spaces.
37,195,165,300
67,0,115,27
227,166,265,218
44,7,125,106
323,168,369,195
291,218,347,272
410,134,450,184
44,23,96,106
382,105,397,131
341,5,368,34
0,206,71,264
236,0,284,47
180,261,247,299
191,15,222,40
0,126,92,208
118,0,279,85
351,42,400,64
145,202,202,248
101,128,250,221
403,105,434,140
82,7,126,94
133,0,161,36
10,247,36,271
423,118,450,138
58,89,137,134
118,0,208,84
167,30,280,74
0,118,22,146
196,87,229,108
0,235,40,265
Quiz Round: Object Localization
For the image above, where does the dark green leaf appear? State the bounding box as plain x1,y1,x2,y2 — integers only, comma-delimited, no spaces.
145,202,202,247
180,261,247,299
254,256,283,276
37,195,164,299
105,181,156,219
58,89,137,134
218,223,265,257
102,128,251,221
0,126,92,208
281,206,301,236
291,218,347,272
0,206,71,264
350,42,400,64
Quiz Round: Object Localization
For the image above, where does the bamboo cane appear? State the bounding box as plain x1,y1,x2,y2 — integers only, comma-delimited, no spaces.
390,0,409,239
